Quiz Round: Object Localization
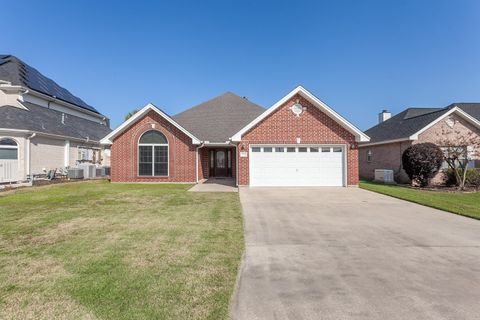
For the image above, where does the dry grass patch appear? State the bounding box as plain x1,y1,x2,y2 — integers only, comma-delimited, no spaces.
0,292,96,320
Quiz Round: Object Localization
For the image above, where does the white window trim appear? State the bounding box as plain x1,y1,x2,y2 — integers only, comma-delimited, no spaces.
367,149,372,163
0,137,19,160
137,132,169,177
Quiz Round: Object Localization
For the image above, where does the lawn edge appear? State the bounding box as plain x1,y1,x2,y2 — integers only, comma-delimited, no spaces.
359,182,480,221
228,251,246,320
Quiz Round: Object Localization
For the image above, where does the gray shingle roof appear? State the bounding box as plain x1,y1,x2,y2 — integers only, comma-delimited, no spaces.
0,102,111,142
365,103,480,143
0,54,100,114
172,92,265,142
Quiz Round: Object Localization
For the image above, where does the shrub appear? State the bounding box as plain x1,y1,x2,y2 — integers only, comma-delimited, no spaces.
444,168,480,188
402,143,443,187
468,169,480,187
443,168,457,187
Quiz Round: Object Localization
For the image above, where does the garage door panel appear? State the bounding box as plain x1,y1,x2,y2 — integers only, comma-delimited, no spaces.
250,145,344,187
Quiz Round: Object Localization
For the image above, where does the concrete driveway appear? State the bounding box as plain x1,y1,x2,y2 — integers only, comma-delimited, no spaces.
231,187,480,320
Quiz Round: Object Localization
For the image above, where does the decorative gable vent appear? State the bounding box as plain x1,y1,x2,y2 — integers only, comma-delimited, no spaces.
290,100,306,117
445,116,456,128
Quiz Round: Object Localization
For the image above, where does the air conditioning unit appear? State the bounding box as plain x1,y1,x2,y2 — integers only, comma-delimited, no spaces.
374,169,394,183
68,168,84,179
78,164,96,179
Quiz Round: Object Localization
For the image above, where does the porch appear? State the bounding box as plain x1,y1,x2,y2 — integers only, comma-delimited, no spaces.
189,177,238,192
198,146,236,180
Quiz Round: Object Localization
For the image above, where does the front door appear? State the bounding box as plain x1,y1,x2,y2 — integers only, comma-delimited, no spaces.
214,150,227,177
209,149,232,177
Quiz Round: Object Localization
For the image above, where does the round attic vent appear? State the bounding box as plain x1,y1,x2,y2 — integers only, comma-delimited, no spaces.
290,103,304,117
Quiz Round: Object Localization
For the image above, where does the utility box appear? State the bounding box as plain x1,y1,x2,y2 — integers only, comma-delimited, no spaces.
374,169,395,184
68,168,84,179
79,164,96,179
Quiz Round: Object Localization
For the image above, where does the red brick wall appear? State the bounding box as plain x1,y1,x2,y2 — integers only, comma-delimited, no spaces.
238,94,359,186
110,110,197,182
358,141,412,183
198,148,209,180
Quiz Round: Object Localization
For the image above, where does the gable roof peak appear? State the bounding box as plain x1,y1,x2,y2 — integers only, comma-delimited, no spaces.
172,91,265,142
231,86,370,142
101,102,201,145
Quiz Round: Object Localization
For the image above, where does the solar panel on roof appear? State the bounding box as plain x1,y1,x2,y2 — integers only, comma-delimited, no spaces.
0,54,100,114
22,63,100,113
0,55,9,65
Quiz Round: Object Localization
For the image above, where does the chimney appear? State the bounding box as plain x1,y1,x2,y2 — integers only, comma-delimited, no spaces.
378,110,391,123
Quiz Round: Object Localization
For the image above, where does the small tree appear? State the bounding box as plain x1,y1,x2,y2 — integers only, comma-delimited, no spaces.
436,128,480,190
402,143,443,187
124,109,140,121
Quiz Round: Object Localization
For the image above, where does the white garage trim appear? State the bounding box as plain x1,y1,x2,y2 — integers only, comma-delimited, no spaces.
249,144,348,187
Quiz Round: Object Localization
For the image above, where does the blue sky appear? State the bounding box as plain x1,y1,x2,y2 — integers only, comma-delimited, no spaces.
2,0,479,129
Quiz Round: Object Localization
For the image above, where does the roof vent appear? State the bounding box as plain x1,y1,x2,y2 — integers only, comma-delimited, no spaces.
378,110,391,124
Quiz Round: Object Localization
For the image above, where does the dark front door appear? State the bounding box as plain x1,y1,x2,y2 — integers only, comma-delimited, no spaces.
210,149,232,177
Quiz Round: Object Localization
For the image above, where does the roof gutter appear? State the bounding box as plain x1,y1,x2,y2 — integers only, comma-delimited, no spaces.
202,141,234,147
359,138,413,147
0,128,101,144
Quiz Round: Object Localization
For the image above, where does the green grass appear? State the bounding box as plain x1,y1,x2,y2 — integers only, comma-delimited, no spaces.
0,181,244,320
360,181,480,220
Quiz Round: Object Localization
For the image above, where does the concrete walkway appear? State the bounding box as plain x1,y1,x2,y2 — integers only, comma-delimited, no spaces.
231,187,480,320
188,178,238,192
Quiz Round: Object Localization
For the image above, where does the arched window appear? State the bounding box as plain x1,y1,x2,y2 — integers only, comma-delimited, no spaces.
138,131,168,176
0,138,18,160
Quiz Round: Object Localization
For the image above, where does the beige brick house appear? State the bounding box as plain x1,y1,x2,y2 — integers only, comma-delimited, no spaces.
359,104,480,183
0,55,111,183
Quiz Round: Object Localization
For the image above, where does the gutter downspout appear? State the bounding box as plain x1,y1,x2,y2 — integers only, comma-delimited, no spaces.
234,143,239,187
195,142,205,183
26,132,36,180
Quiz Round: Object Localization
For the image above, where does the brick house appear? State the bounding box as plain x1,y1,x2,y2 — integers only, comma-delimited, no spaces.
359,104,480,183
0,55,111,183
101,86,369,186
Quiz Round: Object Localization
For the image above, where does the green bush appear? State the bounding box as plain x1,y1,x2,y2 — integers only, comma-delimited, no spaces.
467,169,480,187
443,168,480,188
402,143,443,187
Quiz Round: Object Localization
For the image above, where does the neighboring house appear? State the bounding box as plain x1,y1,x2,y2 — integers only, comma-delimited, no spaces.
359,104,480,183
0,55,111,183
101,86,369,187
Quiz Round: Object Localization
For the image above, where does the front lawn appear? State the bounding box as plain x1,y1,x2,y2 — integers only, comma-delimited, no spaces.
360,181,480,220
0,181,244,319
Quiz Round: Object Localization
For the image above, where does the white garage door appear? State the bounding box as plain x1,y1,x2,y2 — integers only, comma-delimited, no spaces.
249,145,345,187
